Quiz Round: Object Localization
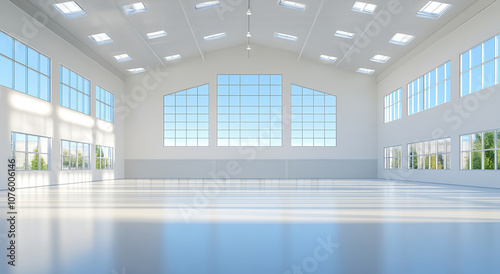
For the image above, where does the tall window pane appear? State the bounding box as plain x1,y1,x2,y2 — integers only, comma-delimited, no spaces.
291,84,336,146
384,88,401,123
217,75,282,146
60,66,90,115
164,84,209,146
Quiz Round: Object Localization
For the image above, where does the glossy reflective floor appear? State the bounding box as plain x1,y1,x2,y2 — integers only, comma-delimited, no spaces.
1,179,500,274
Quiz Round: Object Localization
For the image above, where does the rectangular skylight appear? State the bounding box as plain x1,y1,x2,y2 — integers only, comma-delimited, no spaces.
278,0,306,11
204,33,226,41
417,1,452,18
123,2,147,14
54,1,86,17
274,32,298,41
147,30,167,39
165,54,181,61
334,30,355,39
114,54,132,62
195,1,221,9
319,55,337,62
357,68,375,74
127,68,145,74
389,33,415,45
89,33,113,45
370,54,391,63
352,2,377,14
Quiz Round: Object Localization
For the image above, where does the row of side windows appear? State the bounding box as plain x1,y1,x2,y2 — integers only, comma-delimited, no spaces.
385,33,500,123
384,129,500,171
0,31,114,123
11,132,113,171
163,77,338,147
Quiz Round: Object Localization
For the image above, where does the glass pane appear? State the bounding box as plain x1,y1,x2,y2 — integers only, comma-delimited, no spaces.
40,55,49,76
498,131,500,148
40,75,49,101
461,152,470,170
39,137,49,153
461,135,471,151
62,156,70,169
471,151,482,170
39,154,48,170
27,69,39,97
470,66,482,93
497,151,500,170
484,131,495,149
14,63,27,93
27,48,39,71
27,135,38,152
437,154,444,169
483,37,495,62
472,133,482,150
14,41,27,65
484,150,495,170
470,44,482,68
0,31,14,58
484,60,495,88
14,133,26,152
15,152,26,170
0,55,13,89
27,153,37,170
61,141,69,155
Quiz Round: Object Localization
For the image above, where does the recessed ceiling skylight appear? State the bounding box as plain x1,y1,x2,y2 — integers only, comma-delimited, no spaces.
274,32,298,41
389,33,415,45
165,54,181,61
319,55,337,62
114,54,132,62
352,2,377,14
417,1,452,18
54,1,86,17
123,2,147,14
370,54,391,63
278,0,306,11
334,30,355,39
127,68,145,74
195,1,221,9
147,30,167,39
357,68,375,74
204,33,226,41
89,33,113,45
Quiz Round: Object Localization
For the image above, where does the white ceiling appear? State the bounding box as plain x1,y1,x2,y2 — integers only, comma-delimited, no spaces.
11,0,481,79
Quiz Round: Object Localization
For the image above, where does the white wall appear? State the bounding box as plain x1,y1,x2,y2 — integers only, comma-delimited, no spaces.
124,45,378,178
0,1,125,189
377,1,500,188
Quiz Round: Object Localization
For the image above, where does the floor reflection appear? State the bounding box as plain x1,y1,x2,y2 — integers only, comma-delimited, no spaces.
1,179,500,274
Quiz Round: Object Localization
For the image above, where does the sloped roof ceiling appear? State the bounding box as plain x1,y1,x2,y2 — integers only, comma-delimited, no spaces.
10,0,491,80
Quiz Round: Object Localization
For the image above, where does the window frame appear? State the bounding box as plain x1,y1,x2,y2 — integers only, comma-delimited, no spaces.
59,65,91,115
96,145,114,170
384,145,402,170
408,61,451,116
460,129,499,171
217,74,283,147
290,84,337,147
163,83,210,147
408,138,451,170
60,139,91,170
384,88,402,123
0,30,51,101
96,85,114,123
460,34,500,97
11,132,51,171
